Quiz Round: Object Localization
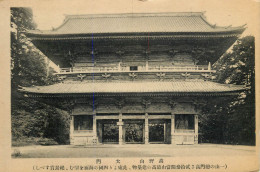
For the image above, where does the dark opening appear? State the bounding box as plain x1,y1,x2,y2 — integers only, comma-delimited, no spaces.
74,115,93,130
130,66,138,71
103,123,119,143
175,114,194,130
148,119,171,143
124,119,144,143
149,123,165,142
97,119,119,143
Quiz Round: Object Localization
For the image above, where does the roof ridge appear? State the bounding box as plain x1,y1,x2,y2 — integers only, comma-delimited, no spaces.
56,12,205,32
63,12,204,19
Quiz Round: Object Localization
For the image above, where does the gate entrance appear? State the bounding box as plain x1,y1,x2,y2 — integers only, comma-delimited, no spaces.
124,120,144,144
97,119,119,144
149,119,171,144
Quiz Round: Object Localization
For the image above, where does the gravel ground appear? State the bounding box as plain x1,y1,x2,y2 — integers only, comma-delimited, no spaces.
12,144,256,158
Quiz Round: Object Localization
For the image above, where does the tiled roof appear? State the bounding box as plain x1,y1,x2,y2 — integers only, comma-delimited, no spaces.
27,12,245,36
20,81,246,96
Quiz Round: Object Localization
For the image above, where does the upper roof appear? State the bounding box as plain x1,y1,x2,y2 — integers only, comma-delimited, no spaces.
27,12,246,36
19,81,246,97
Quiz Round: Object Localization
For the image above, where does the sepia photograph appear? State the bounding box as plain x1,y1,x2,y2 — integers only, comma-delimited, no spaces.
1,0,259,171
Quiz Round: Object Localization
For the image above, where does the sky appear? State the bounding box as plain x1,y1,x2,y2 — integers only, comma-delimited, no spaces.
21,0,259,37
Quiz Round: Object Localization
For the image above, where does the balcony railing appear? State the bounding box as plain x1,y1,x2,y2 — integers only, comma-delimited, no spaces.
59,65,212,74
60,67,119,73
148,65,209,71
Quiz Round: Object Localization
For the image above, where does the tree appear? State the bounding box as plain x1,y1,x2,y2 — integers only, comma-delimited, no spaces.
11,8,48,88
200,36,255,145
11,8,70,145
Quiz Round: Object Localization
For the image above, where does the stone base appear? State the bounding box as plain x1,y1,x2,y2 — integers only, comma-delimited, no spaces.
72,136,98,145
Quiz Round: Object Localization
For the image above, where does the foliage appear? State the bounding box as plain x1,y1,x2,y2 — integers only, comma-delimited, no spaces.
12,137,58,147
12,149,21,157
11,8,70,146
199,36,255,145
11,8,50,87
11,97,70,145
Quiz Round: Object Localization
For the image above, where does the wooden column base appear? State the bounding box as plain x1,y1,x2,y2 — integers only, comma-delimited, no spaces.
194,115,199,144
117,119,124,145
145,113,149,144
70,116,74,145
194,134,198,144
171,113,175,144
171,135,176,145
145,132,149,144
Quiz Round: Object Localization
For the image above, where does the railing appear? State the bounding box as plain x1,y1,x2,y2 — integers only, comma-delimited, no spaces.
148,65,208,71
59,65,211,74
60,67,119,73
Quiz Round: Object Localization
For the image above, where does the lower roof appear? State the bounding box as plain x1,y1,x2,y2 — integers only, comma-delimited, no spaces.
19,81,246,97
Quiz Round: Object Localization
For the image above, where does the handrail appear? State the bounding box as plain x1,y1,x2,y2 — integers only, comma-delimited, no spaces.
59,65,210,74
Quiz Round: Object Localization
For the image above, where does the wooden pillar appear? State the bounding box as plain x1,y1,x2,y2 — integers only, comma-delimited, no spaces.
145,113,149,144
164,123,167,143
208,62,211,71
146,60,149,71
97,123,102,143
171,113,175,145
92,110,98,144
194,114,199,144
93,111,97,138
70,115,74,145
118,113,124,145
58,65,60,73
118,61,121,71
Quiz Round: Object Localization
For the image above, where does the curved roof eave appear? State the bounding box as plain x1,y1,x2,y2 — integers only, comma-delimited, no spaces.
18,81,247,97
25,27,246,36
24,12,246,38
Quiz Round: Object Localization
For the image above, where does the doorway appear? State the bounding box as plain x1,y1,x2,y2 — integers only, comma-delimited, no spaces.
97,119,119,144
149,119,171,144
124,119,144,144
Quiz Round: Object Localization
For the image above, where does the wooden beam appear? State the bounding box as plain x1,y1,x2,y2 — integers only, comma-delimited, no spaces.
148,115,171,119
96,115,119,119
96,115,172,119
122,115,145,119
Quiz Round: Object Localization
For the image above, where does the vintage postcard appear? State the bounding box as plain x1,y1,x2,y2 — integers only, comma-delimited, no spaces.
0,0,259,171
